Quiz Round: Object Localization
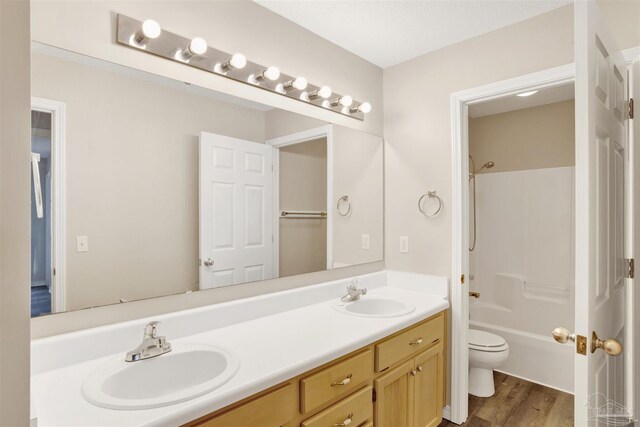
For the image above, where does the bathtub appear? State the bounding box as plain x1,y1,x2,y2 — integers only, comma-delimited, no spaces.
470,319,574,393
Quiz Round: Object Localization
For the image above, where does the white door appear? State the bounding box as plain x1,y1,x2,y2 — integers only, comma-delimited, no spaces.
573,1,632,425
199,132,274,289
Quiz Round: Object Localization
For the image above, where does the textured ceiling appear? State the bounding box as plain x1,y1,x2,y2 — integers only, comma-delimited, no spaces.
254,0,572,68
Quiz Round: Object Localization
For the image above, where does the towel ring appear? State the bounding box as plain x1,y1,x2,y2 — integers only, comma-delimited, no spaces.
418,191,443,217
337,195,351,217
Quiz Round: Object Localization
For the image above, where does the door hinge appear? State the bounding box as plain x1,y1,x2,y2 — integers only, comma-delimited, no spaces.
460,274,465,285
626,258,635,279
53,268,56,276
629,98,634,119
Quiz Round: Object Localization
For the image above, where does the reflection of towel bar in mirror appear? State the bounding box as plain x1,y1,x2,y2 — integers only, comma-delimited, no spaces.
281,210,327,219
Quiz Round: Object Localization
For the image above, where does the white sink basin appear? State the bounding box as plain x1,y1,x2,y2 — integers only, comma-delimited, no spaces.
332,296,415,318
82,343,240,410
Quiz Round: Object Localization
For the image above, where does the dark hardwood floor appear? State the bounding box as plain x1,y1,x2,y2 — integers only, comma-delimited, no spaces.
439,372,574,427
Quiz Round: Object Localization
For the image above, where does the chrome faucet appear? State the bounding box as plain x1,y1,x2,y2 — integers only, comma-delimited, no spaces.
340,279,367,304
125,321,172,362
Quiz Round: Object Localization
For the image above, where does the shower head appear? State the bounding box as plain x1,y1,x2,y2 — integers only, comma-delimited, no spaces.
470,160,495,179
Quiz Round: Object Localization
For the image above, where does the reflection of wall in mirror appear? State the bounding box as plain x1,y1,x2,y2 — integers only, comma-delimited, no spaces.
31,51,267,311
266,110,384,268
332,126,384,267
279,139,327,277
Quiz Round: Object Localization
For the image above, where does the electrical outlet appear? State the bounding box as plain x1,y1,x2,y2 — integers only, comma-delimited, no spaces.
76,236,89,253
361,234,370,250
400,236,409,253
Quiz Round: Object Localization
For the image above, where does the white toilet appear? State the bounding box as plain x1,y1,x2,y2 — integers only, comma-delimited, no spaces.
468,329,509,397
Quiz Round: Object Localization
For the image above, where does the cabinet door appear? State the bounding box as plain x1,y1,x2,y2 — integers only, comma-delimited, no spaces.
413,343,443,427
374,359,414,427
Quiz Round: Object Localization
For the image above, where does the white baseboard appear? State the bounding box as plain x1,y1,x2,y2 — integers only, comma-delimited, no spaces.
442,405,452,422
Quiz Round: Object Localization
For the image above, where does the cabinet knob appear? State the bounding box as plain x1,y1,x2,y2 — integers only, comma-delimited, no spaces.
331,374,353,387
410,370,417,376
333,413,353,427
409,338,423,346
417,366,423,372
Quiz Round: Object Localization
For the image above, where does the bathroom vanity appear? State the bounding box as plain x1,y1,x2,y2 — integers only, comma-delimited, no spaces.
186,311,445,427
30,271,448,426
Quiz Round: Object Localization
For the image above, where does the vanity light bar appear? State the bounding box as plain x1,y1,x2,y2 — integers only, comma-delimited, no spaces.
116,14,370,121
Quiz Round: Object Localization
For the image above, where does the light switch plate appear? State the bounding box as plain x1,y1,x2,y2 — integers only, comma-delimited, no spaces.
76,236,89,252
361,234,370,250
400,236,409,253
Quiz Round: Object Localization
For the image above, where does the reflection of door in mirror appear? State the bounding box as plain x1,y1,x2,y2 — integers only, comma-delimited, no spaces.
30,110,53,317
278,138,328,277
199,132,275,289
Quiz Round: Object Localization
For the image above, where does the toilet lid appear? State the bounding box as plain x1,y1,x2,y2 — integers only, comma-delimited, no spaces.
468,329,507,350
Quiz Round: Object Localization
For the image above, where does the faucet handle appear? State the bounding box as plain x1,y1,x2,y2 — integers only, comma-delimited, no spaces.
348,278,360,289
144,321,161,339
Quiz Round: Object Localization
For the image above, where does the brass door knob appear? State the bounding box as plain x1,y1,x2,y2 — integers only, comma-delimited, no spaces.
552,327,576,343
591,331,623,356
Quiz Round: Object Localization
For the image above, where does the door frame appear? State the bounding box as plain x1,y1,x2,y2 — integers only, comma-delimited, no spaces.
31,97,66,313
266,125,334,274
450,49,640,424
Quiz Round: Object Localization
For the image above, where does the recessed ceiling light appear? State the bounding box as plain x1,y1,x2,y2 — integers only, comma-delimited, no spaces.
517,90,538,97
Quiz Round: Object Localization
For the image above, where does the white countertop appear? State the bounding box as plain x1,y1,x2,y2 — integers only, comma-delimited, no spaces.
31,270,448,426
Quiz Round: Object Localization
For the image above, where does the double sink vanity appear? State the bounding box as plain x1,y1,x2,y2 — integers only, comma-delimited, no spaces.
31,271,448,426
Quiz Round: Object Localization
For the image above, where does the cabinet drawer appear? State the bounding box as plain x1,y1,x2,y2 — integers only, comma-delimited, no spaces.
195,383,295,427
300,350,373,413
301,386,373,427
375,314,444,372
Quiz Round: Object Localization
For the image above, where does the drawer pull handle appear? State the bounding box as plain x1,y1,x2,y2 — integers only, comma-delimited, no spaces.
331,374,353,386
333,413,353,427
409,338,423,346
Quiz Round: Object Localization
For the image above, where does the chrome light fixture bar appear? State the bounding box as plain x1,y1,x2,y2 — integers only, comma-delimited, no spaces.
116,14,369,121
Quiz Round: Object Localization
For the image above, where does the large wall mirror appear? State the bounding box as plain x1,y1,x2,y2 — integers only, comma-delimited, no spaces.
30,43,384,317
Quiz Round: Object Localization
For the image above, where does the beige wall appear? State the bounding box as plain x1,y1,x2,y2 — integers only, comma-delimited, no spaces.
30,0,383,136
0,1,31,424
599,0,640,51
279,139,328,277
32,52,267,311
469,100,575,173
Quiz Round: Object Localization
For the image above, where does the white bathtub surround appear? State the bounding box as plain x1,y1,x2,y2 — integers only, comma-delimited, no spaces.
468,166,574,392
31,270,448,426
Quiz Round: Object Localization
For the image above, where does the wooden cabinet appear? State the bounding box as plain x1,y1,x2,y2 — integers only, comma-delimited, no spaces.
185,311,445,427
300,350,373,413
374,360,414,427
413,344,444,427
374,343,444,427
192,383,296,427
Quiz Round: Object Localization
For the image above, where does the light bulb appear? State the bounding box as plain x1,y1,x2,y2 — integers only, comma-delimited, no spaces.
216,53,247,73
350,102,372,114
133,19,161,45
142,20,161,39
307,86,332,100
253,66,280,83
329,95,353,108
229,53,247,69
263,66,280,81
282,77,307,92
189,37,208,55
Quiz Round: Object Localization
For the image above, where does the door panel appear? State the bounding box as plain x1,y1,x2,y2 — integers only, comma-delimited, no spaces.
574,1,629,425
199,132,274,289
413,344,443,427
374,359,414,427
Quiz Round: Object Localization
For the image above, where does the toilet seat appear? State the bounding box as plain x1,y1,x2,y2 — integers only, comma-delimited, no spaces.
468,329,508,352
